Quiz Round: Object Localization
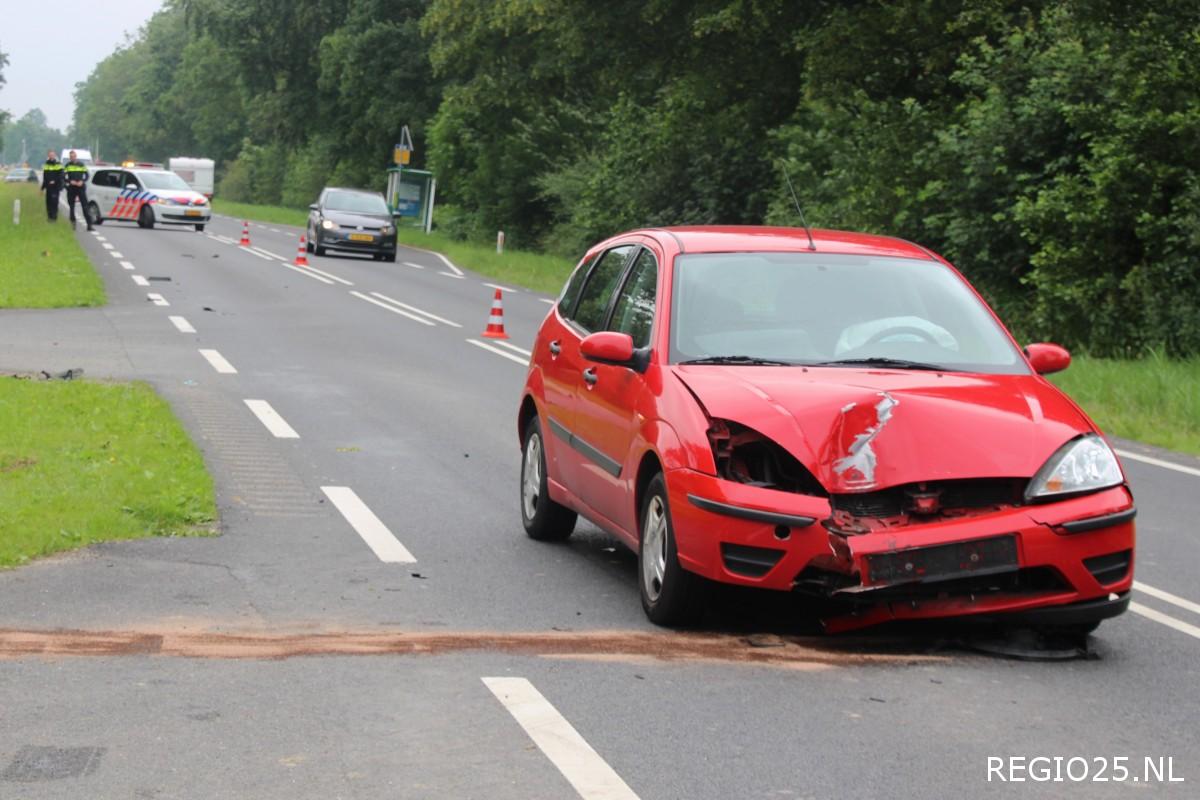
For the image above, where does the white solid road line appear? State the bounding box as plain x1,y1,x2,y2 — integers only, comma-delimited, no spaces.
251,246,289,261
492,340,533,357
370,292,461,327
438,271,466,279
244,399,300,439
102,242,113,250
198,349,237,374
168,316,196,334
321,486,416,563
132,275,149,286
538,298,556,305
484,282,518,294
242,247,274,261
280,262,336,285
1130,602,1200,642
1115,448,1200,478
350,291,435,325
214,234,237,245
147,293,169,306
467,338,529,366
293,262,353,285
1136,581,1200,616
483,677,640,800
269,228,281,233
403,261,425,270
120,260,135,270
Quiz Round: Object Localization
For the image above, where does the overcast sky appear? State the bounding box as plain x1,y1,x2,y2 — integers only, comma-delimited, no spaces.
1,0,165,132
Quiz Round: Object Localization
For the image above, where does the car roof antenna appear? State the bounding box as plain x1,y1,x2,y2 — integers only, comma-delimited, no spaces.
782,167,817,251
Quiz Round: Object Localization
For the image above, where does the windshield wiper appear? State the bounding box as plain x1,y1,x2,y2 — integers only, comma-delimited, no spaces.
814,357,948,371
679,355,797,366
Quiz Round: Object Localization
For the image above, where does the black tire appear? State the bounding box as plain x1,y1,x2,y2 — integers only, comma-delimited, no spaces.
314,240,326,256
639,473,705,626
138,205,155,229
85,202,103,226
520,417,577,541
383,252,397,263
195,223,205,232
306,229,315,253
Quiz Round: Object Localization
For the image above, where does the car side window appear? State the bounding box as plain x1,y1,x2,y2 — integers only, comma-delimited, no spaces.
92,170,118,188
571,245,635,333
557,255,595,318
122,173,140,190
609,248,658,349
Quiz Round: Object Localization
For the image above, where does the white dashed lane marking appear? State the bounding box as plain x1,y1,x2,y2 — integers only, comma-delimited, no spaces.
1116,449,1200,478
321,486,416,564
132,275,149,286
282,262,335,284
110,251,124,258
147,293,169,306
1136,582,1200,616
198,349,237,374
484,282,518,294
403,261,425,270
483,677,641,800
101,242,113,250
438,271,465,279
538,298,556,305
466,339,529,366
120,260,135,270
168,316,195,333
244,399,300,439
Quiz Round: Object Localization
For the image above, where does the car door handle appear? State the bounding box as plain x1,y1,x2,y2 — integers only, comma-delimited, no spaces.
582,367,598,386
549,340,561,356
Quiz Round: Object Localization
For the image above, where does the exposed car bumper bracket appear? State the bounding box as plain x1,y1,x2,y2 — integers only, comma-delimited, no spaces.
686,494,816,529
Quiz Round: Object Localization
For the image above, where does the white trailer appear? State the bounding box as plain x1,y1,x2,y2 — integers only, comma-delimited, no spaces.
168,157,215,198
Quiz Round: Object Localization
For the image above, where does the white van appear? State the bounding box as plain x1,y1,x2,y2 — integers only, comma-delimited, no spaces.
60,148,95,165
168,157,215,198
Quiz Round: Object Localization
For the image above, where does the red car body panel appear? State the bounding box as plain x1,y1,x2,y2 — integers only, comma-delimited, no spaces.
520,226,1135,629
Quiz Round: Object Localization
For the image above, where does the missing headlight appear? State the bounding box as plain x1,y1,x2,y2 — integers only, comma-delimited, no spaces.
707,419,826,496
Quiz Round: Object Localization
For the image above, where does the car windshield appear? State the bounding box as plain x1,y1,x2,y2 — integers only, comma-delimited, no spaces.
670,252,1026,374
324,190,388,214
138,171,191,191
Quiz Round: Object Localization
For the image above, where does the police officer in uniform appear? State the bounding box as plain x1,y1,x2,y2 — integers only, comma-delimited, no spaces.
40,150,64,221
63,150,93,231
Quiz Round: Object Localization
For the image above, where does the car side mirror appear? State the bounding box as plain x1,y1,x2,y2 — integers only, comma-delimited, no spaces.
581,331,636,367
1025,343,1071,375
309,204,318,211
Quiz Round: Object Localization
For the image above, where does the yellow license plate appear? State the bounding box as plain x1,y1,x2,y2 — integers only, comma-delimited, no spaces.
349,233,374,242
184,210,202,217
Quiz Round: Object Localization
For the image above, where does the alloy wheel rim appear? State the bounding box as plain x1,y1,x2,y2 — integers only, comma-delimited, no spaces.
642,496,668,602
522,433,542,520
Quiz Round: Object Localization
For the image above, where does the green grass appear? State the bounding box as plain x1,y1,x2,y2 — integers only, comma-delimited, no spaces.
213,198,574,295
212,198,309,228
0,379,217,567
1052,352,1200,456
0,183,106,308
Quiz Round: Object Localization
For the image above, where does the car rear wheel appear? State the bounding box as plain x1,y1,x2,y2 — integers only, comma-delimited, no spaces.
137,205,155,229
194,223,205,232
521,417,577,541
85,202,102,226
639,473,705,626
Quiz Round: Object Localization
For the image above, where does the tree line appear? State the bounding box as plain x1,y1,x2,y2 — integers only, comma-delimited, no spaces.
57,0,1200,356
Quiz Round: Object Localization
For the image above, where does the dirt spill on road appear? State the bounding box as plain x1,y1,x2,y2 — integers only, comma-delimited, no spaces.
0,627,943,669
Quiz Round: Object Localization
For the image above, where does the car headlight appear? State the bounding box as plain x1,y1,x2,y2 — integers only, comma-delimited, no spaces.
1025,434,1124,502
321,219,337,230
381,224,395,235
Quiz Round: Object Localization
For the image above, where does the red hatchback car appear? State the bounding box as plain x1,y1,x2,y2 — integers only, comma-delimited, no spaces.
517,227,1135,631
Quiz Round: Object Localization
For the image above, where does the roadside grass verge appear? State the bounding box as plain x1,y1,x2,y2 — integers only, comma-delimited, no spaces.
1051,352,1200,456
397,229,573,295
0,378,217,567
0,183,105,308
212,198,574,295
212,199,308,228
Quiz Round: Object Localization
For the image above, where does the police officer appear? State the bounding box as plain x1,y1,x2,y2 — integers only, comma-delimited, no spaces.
62,149,93,231
40,150,64,221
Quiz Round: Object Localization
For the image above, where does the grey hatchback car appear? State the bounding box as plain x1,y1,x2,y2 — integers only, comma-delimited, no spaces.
307,188,398,262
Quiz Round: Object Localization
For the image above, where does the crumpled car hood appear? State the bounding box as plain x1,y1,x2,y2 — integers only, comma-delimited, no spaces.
672,365,1091,493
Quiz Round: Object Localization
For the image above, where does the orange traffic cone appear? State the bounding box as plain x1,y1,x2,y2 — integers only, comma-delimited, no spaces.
481,288,509,339
239,220,251,246
295,235,309,267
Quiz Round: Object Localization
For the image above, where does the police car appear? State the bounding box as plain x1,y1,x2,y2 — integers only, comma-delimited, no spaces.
86,163,211,231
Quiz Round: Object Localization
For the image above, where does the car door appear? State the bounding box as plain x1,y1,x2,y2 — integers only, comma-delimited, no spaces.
89,169,120,219
571,246,660,530
543,244,636,498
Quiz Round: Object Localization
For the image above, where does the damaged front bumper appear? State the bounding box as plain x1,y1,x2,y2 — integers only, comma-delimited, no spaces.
667,468,1135,631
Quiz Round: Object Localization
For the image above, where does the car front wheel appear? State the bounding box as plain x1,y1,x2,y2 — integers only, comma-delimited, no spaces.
85,202,103,226
137,205,155,229
520,417,577,541
639,473,705,626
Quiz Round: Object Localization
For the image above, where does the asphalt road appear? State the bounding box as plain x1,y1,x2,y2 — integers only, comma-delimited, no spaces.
1,213,1197,798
